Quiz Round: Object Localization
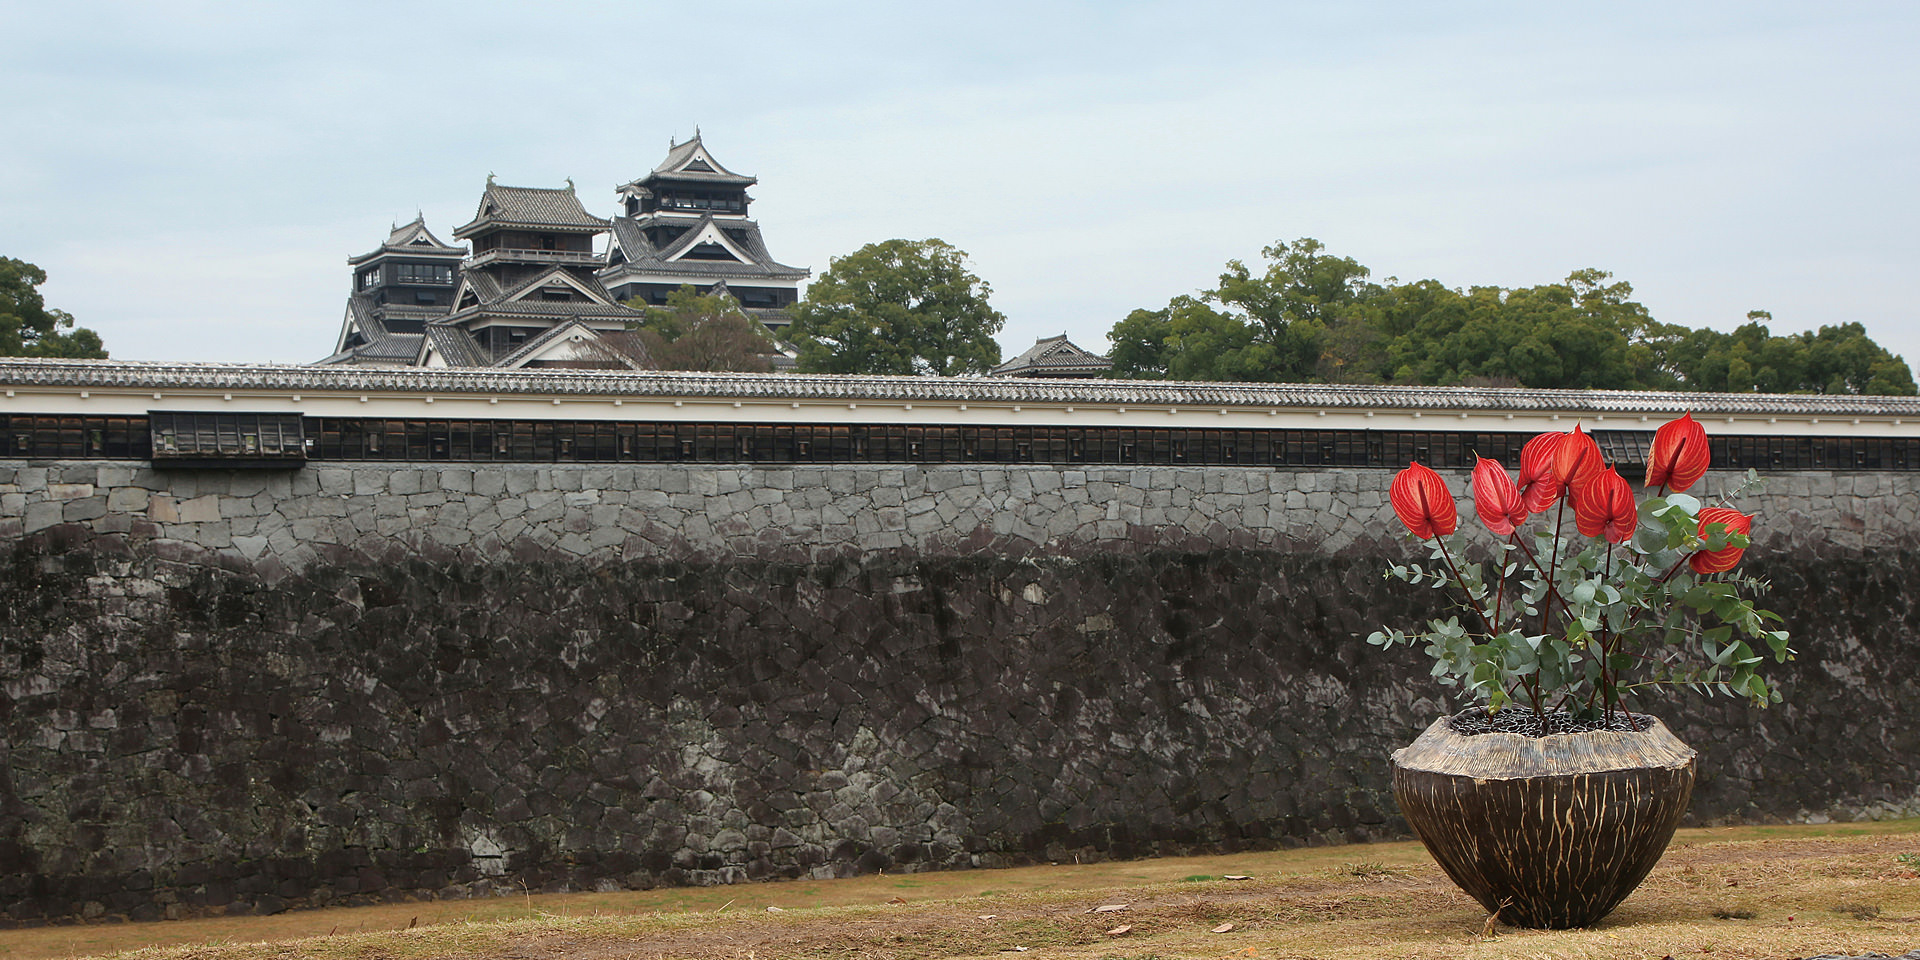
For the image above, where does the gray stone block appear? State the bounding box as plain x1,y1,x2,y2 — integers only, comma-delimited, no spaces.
24,501,62,533
351,470,386,496
227,474,269,498
314,469,352,496
101,483,148,514
502,470,536,496
176,495,221,523
94,466,135,487
46,482,95,500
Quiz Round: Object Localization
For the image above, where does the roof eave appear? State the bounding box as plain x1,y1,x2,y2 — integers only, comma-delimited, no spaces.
9,359,1920,420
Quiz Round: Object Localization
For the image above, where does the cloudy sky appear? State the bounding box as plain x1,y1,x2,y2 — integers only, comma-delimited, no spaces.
5,1,1916,369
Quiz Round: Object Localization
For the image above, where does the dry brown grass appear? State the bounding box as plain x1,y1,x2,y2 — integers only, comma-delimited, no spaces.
3,819,1916,960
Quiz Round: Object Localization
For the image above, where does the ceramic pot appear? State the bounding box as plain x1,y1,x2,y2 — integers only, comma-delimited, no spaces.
1390,714,1696,929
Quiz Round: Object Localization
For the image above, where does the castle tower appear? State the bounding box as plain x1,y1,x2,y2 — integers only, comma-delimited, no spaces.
416,180,646,367
321,217,466,366
600,135,809,332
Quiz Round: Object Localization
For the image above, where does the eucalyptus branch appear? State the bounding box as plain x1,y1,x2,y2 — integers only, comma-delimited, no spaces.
1432,536,1498,639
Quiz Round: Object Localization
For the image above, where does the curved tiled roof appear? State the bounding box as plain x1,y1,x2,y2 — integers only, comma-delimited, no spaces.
623,135,757,188
355,333,427,361
490,264,619,305
455,184,610,238
602,215,808,280
490,320,652,370
7,359,1920,417
420,326,489,368
321,295,439,366
348,217,465,264
992,335,1113,376
444,300,639,319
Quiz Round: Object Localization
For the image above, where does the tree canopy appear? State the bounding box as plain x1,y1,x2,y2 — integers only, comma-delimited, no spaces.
786,239,1004,376
1106,240,1915,395
1,257,107,358
623,285,777,372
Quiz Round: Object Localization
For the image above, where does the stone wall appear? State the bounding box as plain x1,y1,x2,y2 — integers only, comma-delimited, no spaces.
1,460,1917,925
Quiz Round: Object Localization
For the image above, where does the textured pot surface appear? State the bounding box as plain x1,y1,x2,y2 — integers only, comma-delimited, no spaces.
1391,715,1697,929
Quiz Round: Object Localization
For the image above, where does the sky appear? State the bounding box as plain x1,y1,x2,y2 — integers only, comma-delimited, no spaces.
4,1,1917,370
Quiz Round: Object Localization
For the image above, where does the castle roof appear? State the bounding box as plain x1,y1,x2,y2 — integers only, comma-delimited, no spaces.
604,216,808,281
316,294,436,366
419,324,491,368
348,217,465,265
489,320,652,371
454,182,610,238
990,335,1113,378
622,134,757,190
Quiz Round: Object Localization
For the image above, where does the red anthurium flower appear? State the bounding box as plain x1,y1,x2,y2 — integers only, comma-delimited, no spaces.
1690,507,1754,574
1471,457,1529,536
1516,432,1565,513
1645,413,1710,492
1554,425,1605,499
1390,462,1458,540
1573,466,1637,543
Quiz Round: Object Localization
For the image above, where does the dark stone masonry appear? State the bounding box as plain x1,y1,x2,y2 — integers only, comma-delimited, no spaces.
0,461,1916,924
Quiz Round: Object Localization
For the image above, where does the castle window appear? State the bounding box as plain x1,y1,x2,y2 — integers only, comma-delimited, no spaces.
148,412,305,469
396,264,453,284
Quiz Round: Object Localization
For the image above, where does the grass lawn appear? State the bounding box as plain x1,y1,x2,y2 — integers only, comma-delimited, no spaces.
2,820,1916,960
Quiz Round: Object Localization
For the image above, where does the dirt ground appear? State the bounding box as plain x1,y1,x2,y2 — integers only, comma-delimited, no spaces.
489,835,1920,960
4,823,1917,960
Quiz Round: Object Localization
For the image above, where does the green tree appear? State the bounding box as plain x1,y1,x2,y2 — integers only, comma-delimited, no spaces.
1378,271,1675,390
1105,305,1176,379
1107,241,1917,395
787,239,1004,376
1107,295,1286,381
0,257,107,358
1109,238,1380,383
623,285,777,372
1663,313,1915,395
1212,237,1378,381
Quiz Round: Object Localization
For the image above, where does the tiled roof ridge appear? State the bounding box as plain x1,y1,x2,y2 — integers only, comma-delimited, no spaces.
633,134,756,186
608,218,656,260
467,272,504,303
7,358,1920,415
353,334,427,362
385,218,462,251
601,259,810,280
991,335,1112,374
421,326,489,368
604,217,806,276
493,264,619,305
439,301,640,319
457,182,611,235
654,214,718,261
